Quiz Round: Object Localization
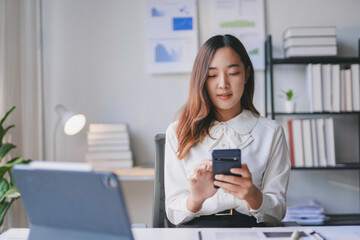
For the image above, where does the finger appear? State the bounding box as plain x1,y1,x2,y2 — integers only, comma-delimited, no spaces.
214,180,241,193
215,174,245,186
206,163,213,172
189,174,197,184
196,168,206,177
201,160,213,172
230,163,251,178
193,164,207,175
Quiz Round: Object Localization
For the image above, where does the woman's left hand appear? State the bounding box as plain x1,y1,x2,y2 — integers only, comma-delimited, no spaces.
213,163,263,210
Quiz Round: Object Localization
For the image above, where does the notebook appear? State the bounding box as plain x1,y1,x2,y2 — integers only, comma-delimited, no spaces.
12,162,134,240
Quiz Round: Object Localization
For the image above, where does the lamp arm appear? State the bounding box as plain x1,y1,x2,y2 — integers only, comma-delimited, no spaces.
53,116,61,161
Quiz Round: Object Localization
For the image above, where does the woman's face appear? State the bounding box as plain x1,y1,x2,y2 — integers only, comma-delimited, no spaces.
206,46,248,121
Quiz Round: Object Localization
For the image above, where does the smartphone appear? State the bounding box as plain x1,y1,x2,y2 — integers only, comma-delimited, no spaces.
212,149,242,189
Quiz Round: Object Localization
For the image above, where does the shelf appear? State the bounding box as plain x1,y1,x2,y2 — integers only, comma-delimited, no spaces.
324,214,360,226
292,164,360,170
272,111,360,116
284,214,360,226
94,166,155,181
271,56,360,65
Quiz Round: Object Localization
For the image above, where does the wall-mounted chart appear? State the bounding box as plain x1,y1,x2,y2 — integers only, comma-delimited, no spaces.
145,0,198,74
210,0,265,70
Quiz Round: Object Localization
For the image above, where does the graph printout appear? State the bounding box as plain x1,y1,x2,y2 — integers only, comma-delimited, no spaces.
145,0,199,74
210,0,265,70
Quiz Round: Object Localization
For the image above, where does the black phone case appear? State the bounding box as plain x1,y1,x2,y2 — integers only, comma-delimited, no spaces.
212,149,242,188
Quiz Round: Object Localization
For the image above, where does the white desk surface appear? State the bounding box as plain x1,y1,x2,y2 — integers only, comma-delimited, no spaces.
1,226,360,240
98,166,155,181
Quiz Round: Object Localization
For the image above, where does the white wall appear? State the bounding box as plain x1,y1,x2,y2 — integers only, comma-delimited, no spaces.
41,0,360,227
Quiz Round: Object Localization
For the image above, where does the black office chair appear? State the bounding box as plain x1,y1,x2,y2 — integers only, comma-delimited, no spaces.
152,134,175,228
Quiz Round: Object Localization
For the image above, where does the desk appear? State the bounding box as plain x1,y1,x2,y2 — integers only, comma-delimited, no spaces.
94,166,155,181
1,226,360,240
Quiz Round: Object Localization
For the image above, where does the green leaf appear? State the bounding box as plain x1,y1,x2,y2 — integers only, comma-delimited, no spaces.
0,125,15,146
0,106,15,125
0,187,20,203
0,201,11,226
7,157,24,164
281,89,295,101
0,179,9,203
0,143,16,161
0,157,26,180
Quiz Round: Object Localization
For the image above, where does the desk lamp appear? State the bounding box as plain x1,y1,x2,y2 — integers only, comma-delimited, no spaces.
53,104,86,161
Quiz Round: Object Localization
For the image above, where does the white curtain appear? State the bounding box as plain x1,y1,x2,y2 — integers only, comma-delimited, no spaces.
0,0,44,229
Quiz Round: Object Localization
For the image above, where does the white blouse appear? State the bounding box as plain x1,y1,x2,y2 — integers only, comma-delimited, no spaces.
164,110,291,226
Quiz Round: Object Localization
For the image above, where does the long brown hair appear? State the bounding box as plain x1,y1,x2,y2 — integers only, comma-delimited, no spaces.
176,34,259,159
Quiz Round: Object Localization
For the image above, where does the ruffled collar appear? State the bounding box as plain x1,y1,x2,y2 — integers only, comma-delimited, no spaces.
201,109,259,152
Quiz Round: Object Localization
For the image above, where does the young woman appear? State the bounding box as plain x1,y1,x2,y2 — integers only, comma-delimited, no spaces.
164,35,290,227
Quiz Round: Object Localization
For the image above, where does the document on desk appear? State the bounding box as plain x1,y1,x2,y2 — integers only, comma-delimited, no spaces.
200,229,261,240
0,228,29,240
199,228,314,240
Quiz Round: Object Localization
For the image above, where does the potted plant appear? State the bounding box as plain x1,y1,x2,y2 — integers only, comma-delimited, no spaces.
0,106,31,229
280,89,297,113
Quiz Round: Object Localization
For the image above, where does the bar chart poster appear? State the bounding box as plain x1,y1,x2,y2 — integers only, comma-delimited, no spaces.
145,0,199,74
210,0,265,70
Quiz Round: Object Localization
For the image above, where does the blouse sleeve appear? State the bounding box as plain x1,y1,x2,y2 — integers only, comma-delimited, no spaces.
249,124,291,225
164,123,198,225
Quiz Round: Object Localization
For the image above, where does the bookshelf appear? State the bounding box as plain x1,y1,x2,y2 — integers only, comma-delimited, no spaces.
265,35,360,119
264,35,360,225
264,35,360,170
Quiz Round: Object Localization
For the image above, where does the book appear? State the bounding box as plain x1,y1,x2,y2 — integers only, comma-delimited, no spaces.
85,150,133,161
306,64,323,112
351,64,360,111
302,119,313,167
287,120,295,167
87,159,133,169
89,123,128,133
331,64,341,112
285,45,337,58
316,118,327,167
344,69,353,112
310,119,319,167
284,36,336,49
88,138,130,146
88,144,130,152
87,132,129,141
324,118,336,166
283,26,336,39
292,119,304,167
340,69,346,112
321,64,332,112
312,64,323,112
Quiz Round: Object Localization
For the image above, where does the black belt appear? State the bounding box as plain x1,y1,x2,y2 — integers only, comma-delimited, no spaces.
177,209,267,228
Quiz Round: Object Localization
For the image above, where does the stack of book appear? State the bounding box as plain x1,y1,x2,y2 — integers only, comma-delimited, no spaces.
85,123,133,169
285,118,335,168
283,199,328,225
283,26,337,58
307,63,360,112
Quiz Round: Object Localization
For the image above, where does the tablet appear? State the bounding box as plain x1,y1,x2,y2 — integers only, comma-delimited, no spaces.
12,162,134,240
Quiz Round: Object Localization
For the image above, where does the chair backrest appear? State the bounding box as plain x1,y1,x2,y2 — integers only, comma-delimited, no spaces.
152,134,175,228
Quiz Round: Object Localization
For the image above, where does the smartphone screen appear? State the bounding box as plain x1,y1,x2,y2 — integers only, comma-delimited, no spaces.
212,149,241,188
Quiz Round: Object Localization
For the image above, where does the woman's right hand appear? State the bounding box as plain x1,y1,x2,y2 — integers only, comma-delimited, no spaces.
186,160,217,213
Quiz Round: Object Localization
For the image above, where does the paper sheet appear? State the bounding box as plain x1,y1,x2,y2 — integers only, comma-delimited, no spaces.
145,0,199,74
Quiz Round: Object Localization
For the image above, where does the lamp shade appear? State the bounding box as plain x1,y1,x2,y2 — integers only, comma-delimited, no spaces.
55,104,86,135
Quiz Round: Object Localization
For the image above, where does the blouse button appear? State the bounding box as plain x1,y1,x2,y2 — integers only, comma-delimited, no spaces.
221,143,226,147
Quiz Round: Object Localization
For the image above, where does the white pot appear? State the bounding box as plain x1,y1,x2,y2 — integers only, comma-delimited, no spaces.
284,100,296,113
